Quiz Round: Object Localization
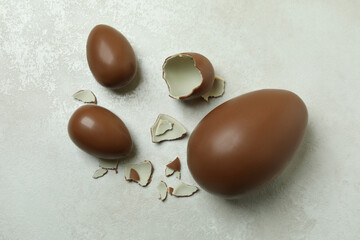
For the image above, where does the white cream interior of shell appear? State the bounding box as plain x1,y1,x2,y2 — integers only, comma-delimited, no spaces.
201,76,225,101
125,161,152,186
165,167,175,176
98,159,119,169
92,168,108,179
163,55,202,98
172,182,198,196
155,119,173,136
73,90,96,103
151,114,187,143
157,181,167,200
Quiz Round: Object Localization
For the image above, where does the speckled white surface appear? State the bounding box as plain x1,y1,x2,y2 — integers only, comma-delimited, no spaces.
1,1,360,239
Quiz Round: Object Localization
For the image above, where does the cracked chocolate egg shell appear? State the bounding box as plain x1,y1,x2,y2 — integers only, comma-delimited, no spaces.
162,53,214,100
187,89,308,197
87,24,137,89
68,105,133,159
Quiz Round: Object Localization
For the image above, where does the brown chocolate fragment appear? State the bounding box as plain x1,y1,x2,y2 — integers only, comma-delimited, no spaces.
125,161,153,187
168,182,199,197
168,187,174,195
129,168,140,181
166,157,181,172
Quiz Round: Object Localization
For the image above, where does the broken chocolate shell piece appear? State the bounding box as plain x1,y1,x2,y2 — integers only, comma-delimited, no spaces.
125,161,153,187
72,90,97,104
165,157,181,177
166,157,181,172
157,181,168,201
150,114,187,143
155,119,173,136
201,76,225,102
92,168,108,179
99,159,119,170
168,182,199,197
165,167,175,177
129,168,140,181
162,53,215,100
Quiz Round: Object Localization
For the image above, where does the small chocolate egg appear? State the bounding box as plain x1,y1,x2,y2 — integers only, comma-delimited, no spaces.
68,105,132,159
187,89,308,197
87,24,137,89
162,53,215,100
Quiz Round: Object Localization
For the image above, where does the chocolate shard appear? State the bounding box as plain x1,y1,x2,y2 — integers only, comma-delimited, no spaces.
129,168,140,181
125,161,154,187
158,181,168,201
166,157,181,172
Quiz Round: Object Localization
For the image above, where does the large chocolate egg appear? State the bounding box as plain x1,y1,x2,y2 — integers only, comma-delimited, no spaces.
68,105,133,159
87,24,137,88
187,89,308,197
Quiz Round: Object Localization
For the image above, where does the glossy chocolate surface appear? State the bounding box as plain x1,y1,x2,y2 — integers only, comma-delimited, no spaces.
187,89,308,197
87,24,137,89
184,52,214,99
68,105,133,159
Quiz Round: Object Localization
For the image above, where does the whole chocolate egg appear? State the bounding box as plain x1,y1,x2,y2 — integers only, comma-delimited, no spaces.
187,89,308,197
68,105,133,159
87,24,137,88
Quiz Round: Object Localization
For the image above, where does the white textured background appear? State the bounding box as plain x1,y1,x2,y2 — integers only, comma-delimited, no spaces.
1,1,359,239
